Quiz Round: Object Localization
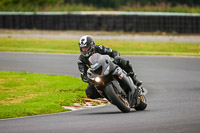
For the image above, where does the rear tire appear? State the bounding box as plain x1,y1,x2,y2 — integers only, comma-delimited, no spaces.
134,95,147,111
105,83,130,113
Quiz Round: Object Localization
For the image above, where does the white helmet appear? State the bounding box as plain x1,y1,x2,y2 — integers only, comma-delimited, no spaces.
78,35,95,57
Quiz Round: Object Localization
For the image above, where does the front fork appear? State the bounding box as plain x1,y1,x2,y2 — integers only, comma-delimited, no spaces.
94,79,127,104
112,66,139,107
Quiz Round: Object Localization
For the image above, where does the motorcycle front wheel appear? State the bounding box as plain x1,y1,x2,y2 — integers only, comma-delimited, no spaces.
104,83,130,113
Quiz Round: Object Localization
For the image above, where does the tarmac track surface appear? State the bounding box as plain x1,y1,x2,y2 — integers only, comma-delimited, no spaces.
0,52,200,133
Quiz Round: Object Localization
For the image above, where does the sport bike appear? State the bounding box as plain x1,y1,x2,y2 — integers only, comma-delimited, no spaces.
87,53,147,113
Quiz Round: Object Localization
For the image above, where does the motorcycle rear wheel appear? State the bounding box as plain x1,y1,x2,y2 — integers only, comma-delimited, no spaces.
134,95,147,111
105,83,130,113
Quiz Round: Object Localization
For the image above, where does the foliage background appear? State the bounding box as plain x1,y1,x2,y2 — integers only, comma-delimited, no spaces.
0,0,200,12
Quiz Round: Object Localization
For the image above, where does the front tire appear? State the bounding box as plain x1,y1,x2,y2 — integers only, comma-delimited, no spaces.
104,83,130,113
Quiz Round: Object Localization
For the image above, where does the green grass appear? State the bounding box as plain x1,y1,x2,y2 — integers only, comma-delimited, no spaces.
0,71,87,119
0,37,199,56
120,4,200,13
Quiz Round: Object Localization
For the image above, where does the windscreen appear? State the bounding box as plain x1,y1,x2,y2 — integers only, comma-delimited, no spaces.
89,53,101,65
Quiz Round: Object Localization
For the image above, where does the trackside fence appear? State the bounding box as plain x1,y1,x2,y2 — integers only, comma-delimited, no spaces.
0,12,200,33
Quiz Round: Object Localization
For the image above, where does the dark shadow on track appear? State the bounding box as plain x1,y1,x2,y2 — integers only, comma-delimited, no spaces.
83,109,149,115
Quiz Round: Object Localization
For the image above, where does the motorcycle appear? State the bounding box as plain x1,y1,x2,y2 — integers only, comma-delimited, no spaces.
87,53,147,113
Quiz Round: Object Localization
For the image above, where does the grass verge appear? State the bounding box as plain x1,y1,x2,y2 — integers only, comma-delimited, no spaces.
0,71,87,119
0,37,199,56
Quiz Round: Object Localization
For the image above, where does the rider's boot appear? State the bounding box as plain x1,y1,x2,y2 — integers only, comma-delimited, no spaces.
115,57,142,87
128,72,143,87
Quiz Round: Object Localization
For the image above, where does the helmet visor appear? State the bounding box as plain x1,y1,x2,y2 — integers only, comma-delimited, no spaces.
80,45,93,57
80,46,90,52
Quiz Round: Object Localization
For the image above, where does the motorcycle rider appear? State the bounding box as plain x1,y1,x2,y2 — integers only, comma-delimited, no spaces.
77,35,142,99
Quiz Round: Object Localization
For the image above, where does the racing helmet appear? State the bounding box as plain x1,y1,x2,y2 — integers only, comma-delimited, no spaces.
78,35,95,57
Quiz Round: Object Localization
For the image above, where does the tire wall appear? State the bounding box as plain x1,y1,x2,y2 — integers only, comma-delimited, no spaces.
0,13,199,33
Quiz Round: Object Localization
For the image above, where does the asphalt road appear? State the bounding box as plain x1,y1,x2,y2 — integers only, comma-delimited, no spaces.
0,52,200,133
1,30,200,42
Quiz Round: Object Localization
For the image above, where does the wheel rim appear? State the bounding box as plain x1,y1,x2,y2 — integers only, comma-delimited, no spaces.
140,95,146,103
113,86,130,108
118,93,130,107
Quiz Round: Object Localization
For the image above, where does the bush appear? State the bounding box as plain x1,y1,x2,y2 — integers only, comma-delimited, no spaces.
0,0,63,6
0,0,200,12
